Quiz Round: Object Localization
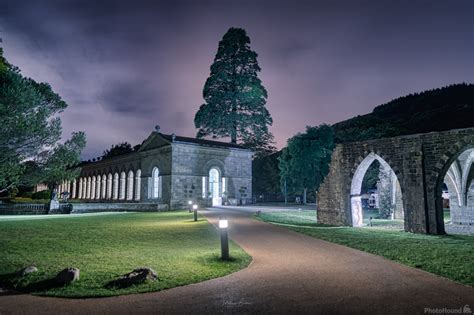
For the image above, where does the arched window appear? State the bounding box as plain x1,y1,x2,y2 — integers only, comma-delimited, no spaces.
107,174,113,199
78,178,83,199
113,173,119,200
86,177,91,199
135,170,141,201
119,172,126,200
209,168,220,198
101,175,106,199
96,175,101,199
91,176,96,200
127,170,134,200
72,179,77,199
152,167,160,198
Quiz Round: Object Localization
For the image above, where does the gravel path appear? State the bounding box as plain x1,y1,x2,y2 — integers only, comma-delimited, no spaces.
1,206,473,314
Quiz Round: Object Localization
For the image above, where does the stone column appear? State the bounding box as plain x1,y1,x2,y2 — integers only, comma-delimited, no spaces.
377,167,395,219
119,172,126,200
72,180,77,199
107,174,112,199
113,174,119,200
101,175,106,199
91,177,96,200
86,178,91,199
135,170,141,201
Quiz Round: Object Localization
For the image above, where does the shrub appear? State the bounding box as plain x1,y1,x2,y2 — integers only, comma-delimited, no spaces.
32,190,51,200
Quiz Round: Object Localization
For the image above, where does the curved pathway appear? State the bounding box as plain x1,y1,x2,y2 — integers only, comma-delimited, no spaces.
1,207,473,314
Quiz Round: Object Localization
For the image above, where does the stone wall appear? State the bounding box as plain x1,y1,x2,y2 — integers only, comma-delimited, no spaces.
71,202,168,213
317,127,474,235
75,133,253,210
169,143,252,208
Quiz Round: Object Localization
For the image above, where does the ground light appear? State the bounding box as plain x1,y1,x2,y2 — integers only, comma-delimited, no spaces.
219,217,229,260
193,204,198,221
188,200,192,212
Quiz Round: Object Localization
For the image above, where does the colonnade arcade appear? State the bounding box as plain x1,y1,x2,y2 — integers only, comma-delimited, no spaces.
57,169,142,201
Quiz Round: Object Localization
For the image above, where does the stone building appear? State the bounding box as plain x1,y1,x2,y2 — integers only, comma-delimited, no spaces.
56,129,253,210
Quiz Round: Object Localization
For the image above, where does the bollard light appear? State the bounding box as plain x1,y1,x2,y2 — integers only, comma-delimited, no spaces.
219,219,228,229
193,204,198,221
188,200,192,212
219,217,229,260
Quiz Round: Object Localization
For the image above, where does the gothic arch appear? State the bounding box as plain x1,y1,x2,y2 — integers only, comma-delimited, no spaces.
349,152,404,227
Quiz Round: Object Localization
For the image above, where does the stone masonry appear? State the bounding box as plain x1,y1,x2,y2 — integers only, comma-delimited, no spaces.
317,127,474,235
61,130,253,210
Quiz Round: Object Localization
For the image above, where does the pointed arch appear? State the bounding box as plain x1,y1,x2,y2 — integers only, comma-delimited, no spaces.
350,152,403,227
127,170,134,200
135,169,141,201
113,173,119,200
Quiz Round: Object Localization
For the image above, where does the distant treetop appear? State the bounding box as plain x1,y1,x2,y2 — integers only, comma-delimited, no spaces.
333,83,474,143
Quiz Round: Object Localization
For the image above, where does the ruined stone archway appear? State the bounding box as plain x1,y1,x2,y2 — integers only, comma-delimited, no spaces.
317,127,474,235
436,146,474,235
350,153,404,227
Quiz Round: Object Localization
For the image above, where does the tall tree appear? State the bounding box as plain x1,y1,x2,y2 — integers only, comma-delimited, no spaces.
195,27,274,155
253,151,281,200
278,125,334,204
0,47,86,192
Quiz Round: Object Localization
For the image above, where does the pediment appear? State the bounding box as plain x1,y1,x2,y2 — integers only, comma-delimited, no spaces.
138,132,171,152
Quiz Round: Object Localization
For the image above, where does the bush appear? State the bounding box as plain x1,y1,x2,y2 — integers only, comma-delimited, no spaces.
32,190,51,200
17,191,33,198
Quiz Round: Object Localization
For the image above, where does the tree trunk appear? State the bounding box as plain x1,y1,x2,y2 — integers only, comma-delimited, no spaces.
303,187,307,204
284,179,288,205
314,191,318,211
230,123,237,144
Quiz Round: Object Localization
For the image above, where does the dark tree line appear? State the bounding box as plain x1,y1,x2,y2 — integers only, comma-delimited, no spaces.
253,83,474,203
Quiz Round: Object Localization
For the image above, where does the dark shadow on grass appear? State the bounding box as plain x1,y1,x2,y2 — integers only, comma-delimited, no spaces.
22,278,64,293
0,272,22,296
0,272,65,295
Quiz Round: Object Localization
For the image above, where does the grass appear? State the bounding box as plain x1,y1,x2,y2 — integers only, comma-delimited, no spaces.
256,210,474,287
0,211,251,298
257,210,329,227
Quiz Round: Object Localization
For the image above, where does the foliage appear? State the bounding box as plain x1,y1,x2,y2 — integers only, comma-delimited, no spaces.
30,132,86,190
31,190,51,200
102,142,135,159
0,47,86,192
361,160,380,193
334,83,474,143
253,151,281,198
278,125,334,199
0,211,251,297
257,211,474,287
194,27,274,156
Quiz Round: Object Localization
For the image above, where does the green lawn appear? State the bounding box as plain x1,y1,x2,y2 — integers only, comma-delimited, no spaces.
0,211,251,297
257,210,328,227
256,211,474,286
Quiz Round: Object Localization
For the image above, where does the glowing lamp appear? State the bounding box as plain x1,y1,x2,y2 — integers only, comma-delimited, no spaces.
219,219,228,229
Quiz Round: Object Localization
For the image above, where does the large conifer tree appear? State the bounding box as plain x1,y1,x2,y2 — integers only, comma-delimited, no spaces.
194,28,274,156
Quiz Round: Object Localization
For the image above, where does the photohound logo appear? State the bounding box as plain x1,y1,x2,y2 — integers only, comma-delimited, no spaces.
424,305,472,314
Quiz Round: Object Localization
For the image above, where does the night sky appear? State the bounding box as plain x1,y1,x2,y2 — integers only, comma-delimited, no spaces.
1,0,473,159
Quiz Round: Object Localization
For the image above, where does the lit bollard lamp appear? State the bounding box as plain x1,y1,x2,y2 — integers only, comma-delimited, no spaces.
219,217,229,260
188,200,193,213
193,204,198,221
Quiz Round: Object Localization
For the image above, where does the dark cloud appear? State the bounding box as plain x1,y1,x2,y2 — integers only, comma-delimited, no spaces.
0,0,473,159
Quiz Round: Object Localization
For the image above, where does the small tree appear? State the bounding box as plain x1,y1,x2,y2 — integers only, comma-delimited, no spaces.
0,47,86,192
278,125,334,204
195,27,274,156
36,132,86,191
